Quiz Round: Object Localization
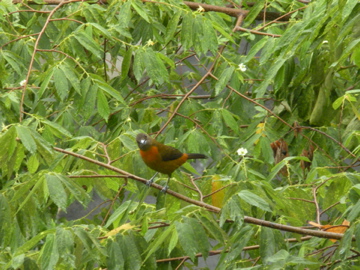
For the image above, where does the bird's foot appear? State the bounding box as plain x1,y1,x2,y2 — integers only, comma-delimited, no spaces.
146,172,158,187
161,185,169,193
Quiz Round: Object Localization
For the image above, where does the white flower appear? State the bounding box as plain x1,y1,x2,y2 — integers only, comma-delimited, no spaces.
197,5,205,12
236,147,248,156
322,40,328,44
146,39,154,46
238,63,247,72
20,80,27,87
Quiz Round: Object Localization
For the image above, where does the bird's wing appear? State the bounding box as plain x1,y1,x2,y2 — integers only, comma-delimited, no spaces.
158,144,184,161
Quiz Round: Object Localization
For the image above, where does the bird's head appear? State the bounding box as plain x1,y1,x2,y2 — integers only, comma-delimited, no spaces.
136,133,152,151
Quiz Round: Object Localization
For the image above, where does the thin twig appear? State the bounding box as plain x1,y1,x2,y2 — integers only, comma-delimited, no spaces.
68,175,128,179
101,184,126,226
236,26,281,37
313,186,321,224
20,0,78,122
190,177,204,202
288,197,315,204
320,202,340,216
203,183,235,199
295,126,356,158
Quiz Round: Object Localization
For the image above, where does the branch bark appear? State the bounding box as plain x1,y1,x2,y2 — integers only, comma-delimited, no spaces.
53,146,353,241
12,0,295,22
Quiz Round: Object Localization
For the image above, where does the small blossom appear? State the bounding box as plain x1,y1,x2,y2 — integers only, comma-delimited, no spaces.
237,147,248,156
197,5,205,12
238,63,247,72
20,80,27,87
322,40,328,44
146,39,154,46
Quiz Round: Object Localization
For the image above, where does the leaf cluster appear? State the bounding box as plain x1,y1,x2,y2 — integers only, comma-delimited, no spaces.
0,0,360,269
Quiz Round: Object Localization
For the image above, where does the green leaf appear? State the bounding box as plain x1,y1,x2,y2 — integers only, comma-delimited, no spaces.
256,57,287,97
60,63,81,94
15,229,55,256
107,239,125,270
238,190,271,212
0,194,12,247
46,174,68,209
168,227,178,255
243,0,265,27
223,226,253,265
189,217,210,259
181,12,193,50
42,119,72,138
0,127,17,162
57,174,90,206
131,0,150,23
133,49,145,82
117,232,147,270
74,227,106,257
73,30,102,59
221,108,239,134
215,66,235,95
245,37,269,62
267,156,310,181
331,38,360,68
142,48,169,85
119,133,137,150
117,1,132,26
196,212,226,245
175,219,198,261
220,195,243,227
144,224,174,262
105,201,139,228
54,67,69,100
91,74,126,105
202,17,218,53
336,225,354,260
121,47,133,81
16,125,37,154
97,89,110,121
39,234,59,270
356,223,360,251
56,227,74,253
89,22,112,39
82,83,98,121
342,0,358,19
209,13,235,44
27,155,39,173
347,199,360,222
332,95,345,110
165,11,181,43
260,227,280,263
38,68,54,100
2,50,26,75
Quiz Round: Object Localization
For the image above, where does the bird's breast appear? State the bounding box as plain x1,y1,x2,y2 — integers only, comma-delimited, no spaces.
140,146,187,175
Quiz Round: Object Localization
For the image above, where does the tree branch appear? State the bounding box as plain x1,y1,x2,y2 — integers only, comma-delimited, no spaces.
12,0,297,22
53,146,353,241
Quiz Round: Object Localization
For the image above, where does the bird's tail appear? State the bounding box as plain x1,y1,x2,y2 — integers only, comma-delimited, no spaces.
187,153,207,160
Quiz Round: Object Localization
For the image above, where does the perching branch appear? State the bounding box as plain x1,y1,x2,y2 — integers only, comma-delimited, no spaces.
53,146,352,241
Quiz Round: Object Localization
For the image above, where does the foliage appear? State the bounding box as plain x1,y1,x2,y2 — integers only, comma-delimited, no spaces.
0,0,360,269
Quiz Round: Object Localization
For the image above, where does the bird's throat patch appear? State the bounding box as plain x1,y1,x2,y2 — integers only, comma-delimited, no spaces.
140,146,160,163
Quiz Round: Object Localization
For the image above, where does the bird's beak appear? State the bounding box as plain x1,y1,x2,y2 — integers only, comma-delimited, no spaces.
140,139,146,145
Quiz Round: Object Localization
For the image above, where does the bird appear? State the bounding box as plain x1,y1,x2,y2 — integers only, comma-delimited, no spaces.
136,133,207,192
